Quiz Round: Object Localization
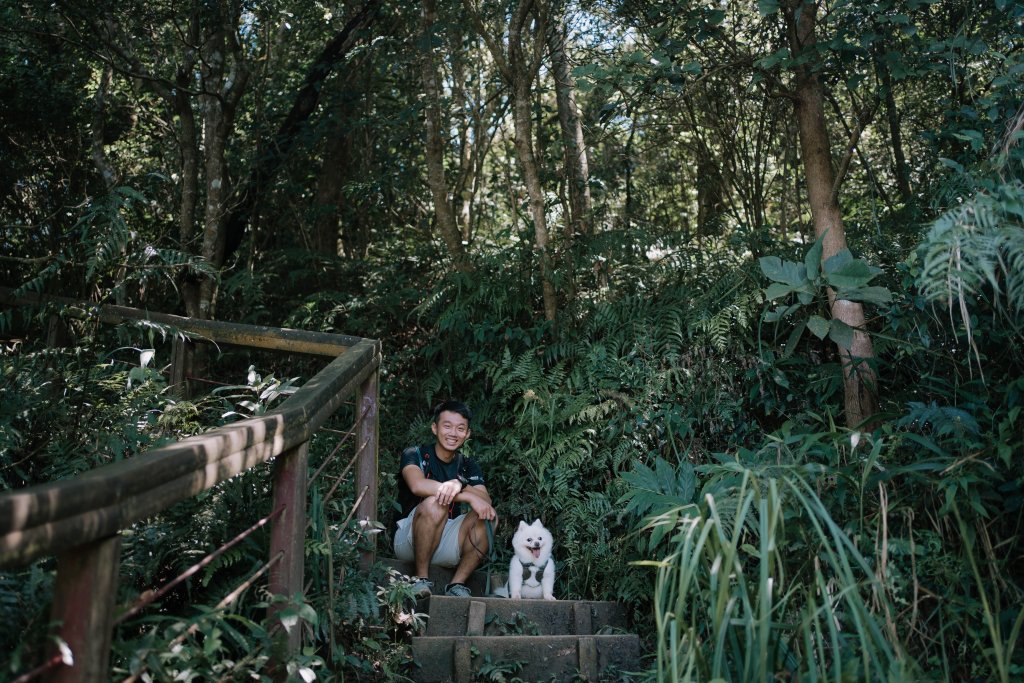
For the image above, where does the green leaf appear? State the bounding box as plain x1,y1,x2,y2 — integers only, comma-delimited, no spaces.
765,282,797,300
823,249,853,273
759,256,807,286
807,315,830,339
804,236,823,281
763,304,800,322
826,258,874,288
784,319,807,357
758,0,780,16
757,48,791,69
838,286,893,306
828,319,855,350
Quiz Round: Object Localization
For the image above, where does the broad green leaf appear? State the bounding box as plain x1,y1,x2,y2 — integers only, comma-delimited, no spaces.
764,304,800,322
757,48,791,70
759,255,784,280
828,319,855,350
826,259,874,288
765,282,797,300
823,249,854,274
804,236,823,281
807,315,830,339
838,286,893,306
759,255,807,286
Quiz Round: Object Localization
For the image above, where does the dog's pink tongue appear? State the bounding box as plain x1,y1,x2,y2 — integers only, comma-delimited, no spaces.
531,548,541,559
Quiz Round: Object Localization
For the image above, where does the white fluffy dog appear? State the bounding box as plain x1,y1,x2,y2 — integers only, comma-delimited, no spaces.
506,519,556,600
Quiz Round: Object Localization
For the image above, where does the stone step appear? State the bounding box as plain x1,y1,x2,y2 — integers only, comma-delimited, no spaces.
410,634,641,683
423,595,629,637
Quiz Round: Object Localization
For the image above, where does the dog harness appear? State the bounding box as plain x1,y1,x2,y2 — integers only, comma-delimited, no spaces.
515,556,554,587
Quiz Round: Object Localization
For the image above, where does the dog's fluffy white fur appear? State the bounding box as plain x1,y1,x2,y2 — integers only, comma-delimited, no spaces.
505,519,556,600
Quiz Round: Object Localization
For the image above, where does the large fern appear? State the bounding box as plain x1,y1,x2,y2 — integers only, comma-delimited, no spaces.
917,180,1024,359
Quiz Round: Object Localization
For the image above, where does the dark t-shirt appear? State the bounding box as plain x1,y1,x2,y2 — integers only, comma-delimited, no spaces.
396,443,485,521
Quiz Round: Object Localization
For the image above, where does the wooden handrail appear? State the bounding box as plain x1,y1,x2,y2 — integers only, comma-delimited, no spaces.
0,285,365,356
0,338,380,567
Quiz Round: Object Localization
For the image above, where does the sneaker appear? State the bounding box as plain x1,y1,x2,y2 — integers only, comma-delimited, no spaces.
410,577,434,598
444,582,472,598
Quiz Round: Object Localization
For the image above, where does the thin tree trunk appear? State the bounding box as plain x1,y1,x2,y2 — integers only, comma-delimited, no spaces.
508,1,556,321
547,18,591,239
420,0,472,272
90,65,118,190
311,128,349,255
196,19,248,321
787,0,878,427
877,55,912,202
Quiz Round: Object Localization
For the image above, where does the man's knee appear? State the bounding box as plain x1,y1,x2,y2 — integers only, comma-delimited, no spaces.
414,500,448,526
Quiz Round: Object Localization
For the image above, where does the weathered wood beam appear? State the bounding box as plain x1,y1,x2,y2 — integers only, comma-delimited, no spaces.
0,286,365,356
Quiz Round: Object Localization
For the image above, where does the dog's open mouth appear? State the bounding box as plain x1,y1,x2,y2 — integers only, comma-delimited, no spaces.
530,547,542,559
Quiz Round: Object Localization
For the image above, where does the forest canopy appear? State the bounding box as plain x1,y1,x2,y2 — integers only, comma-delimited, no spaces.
2,0,1023,681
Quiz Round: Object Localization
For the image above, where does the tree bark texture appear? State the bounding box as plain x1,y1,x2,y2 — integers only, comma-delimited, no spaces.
90,65,118,190
508,1,557,321
420,0,473,272
877,55,912,202
547,18,592,240
787,0,879,427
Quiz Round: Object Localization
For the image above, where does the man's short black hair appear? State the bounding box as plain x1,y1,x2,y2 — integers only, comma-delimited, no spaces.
432,400,472,424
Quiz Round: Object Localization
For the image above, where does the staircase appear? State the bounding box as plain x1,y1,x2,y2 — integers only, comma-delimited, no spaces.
386,560,642,682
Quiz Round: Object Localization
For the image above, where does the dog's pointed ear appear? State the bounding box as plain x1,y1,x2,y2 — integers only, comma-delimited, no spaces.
518,520,528,532
532,518,542,527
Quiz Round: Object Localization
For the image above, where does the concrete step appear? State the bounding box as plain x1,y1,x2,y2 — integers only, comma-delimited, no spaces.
423,595,629,637
410,634,641,683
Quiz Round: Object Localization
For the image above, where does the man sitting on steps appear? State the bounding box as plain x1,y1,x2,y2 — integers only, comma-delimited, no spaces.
394,400,498,598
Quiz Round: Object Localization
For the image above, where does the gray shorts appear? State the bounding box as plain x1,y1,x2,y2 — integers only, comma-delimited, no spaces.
393,506,467,568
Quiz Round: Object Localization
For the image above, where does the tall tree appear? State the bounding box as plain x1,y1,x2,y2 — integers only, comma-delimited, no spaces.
547,14,592,240
420,0,473,272
465,0,558,321
784,0,878,426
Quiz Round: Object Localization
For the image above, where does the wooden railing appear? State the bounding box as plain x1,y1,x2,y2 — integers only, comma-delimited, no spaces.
0,290,382,683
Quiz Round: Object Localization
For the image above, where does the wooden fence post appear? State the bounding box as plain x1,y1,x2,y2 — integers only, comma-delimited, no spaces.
45,535,122,683
267,440,309,663
356,370,379,571
169,336,193,398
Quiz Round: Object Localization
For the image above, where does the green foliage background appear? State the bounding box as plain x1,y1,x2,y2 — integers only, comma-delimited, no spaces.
2,0,1024,681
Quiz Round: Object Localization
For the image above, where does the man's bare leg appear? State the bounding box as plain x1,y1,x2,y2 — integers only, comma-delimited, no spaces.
450,513,492,585
412,499,447,577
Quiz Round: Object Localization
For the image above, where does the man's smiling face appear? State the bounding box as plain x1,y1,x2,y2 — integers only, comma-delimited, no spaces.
432,410,470,457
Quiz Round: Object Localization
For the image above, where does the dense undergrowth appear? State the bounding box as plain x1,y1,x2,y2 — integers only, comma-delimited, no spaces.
3,175,1024,682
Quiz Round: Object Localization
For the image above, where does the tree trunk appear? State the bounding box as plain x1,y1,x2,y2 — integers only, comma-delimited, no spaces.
876,54,912,202
787,0,878,427
508,1,557,321
420,0,472,272
311,128,348,256
547,18,591,239
90,65,118,190
466,0,557,321
196,18,248,321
